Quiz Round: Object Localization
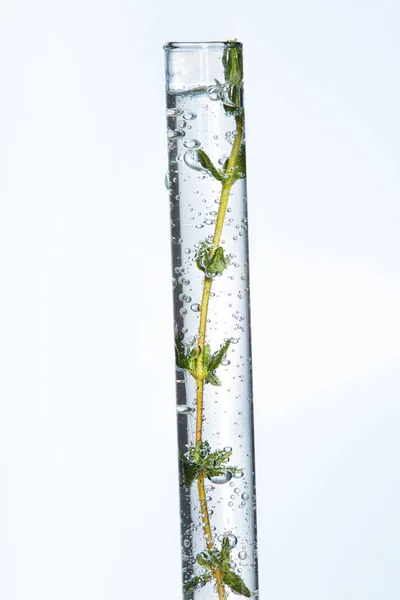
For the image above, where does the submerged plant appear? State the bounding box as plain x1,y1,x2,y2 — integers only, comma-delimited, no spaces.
172,42,252,599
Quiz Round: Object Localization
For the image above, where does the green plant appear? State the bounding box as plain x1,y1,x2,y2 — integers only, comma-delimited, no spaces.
175,42,251,599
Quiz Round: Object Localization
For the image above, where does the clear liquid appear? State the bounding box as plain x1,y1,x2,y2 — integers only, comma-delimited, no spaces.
167,87,258,599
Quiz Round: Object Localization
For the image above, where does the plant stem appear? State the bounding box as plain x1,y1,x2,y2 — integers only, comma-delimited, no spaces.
194,115,244,600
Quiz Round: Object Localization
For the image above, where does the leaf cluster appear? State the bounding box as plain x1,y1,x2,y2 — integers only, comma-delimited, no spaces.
196,241,230,279
179,440,241,489
175,335,231,385
184,537,251,597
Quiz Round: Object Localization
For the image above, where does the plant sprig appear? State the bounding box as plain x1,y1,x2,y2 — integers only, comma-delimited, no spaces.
176,42,251,600
175,335,231,385
185,537,251,597
179,440,242,489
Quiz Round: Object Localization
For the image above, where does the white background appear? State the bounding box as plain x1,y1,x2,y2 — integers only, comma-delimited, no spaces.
1,1,399,599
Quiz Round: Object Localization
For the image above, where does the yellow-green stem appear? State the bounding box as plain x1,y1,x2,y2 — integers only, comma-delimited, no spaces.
194,115,243,600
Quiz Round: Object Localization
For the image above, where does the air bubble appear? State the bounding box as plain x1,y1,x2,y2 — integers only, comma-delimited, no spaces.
224,446,232,452
167,108,183,117
238,551,247,560
225,130,237,145
167,128,185,139
241,493,250,501
179,308,187,316
207,85,222,101
184,150,203,171
176,405,195,414
208,470,232,485
191,303,200,313
221,359,231,366
183,111,197,120
233,471,244,479
183,139,200,149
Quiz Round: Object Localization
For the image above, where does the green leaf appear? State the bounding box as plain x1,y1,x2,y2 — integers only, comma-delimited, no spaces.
220,536,232,567
224,144,246,183
180,441,209,488
209,338,231,372
196,149,224,181
203,344,211,370
181,459,200,489
187,354,196,375
193,440,210,463
184,573,211,593
222,42,244,114
195,241,210,274
206,468,228,480
222,570,251,597
236,144,246,173
222,41,243,85
232,144,246,181
205,372,221,386
212,450,232,466
207,246,230,276
175,334,187,369
179,451,189,464
196,552,213,570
